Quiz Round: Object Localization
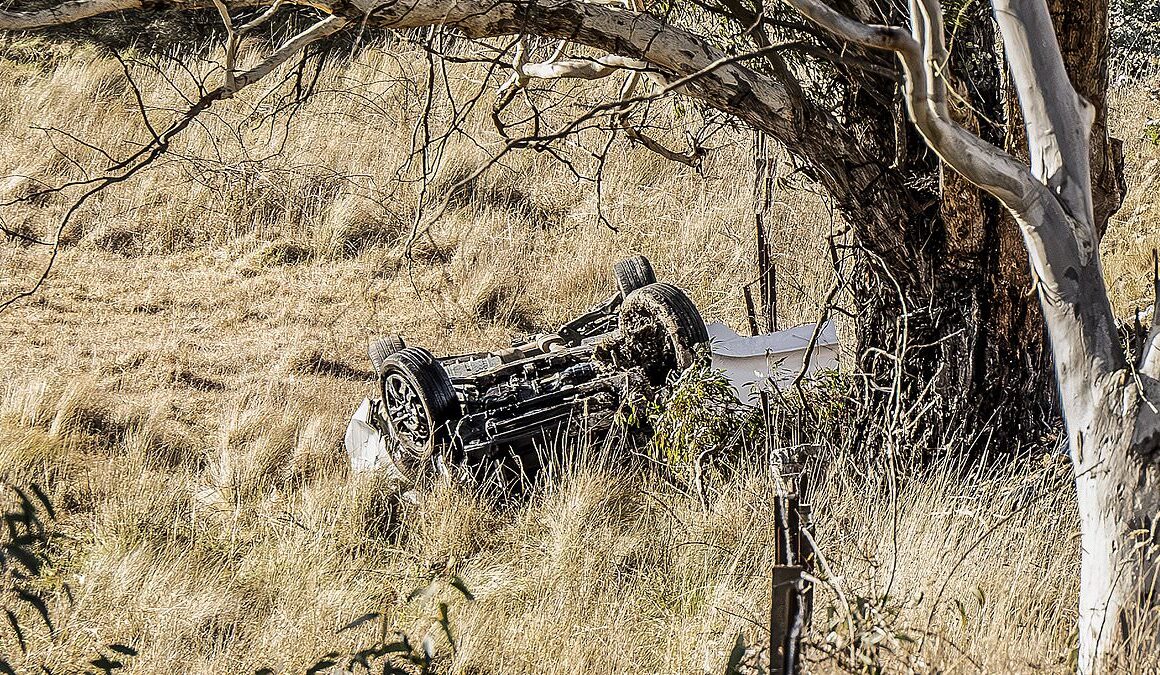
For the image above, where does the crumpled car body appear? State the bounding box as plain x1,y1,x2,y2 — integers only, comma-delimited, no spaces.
345,256,843,482
347,256,709,482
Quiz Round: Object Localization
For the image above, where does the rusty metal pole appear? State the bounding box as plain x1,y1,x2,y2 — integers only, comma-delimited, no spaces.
744,284,761,337
770,263,779,332
770,480,812,675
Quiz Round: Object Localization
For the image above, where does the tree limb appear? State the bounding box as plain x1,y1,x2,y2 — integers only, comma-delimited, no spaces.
782,0,1034,208
0,0,921,273
992,0,1097,262
781,0,1126,394
0,13,346,313
0,0,270,29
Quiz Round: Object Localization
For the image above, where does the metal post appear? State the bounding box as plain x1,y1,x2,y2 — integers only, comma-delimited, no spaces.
770,482,812,675
754,132,778,334
744,284,761,337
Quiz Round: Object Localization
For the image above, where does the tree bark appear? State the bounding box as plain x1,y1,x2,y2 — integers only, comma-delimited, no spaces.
1048,0,1127,236
843,0,1123,452
841,1,1057,451
784,0,1160,668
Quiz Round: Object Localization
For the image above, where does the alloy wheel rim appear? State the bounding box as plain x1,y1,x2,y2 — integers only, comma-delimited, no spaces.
382,372,431,455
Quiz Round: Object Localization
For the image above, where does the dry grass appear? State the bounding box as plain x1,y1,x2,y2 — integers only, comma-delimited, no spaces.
0,39,1157,674
1104,81,1160,316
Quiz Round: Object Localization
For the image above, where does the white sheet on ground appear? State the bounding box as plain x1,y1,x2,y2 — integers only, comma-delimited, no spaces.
708,321,839,404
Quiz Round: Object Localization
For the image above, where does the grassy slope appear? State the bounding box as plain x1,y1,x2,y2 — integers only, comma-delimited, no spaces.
0,41,1157,673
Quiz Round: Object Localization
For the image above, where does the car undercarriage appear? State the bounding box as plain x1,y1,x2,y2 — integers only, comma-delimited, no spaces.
345,256,710,483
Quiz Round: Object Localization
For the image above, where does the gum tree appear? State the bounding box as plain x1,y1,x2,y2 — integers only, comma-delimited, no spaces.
782,0,1159,668
2,0,1154,668
0,0,1125,452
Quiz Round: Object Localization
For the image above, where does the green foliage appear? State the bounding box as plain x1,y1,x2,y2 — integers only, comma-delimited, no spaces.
645,361,757,470
723,631,750,675
295,575,475,675
1145,119,1160,147
1,482,137,673
629,359,853,486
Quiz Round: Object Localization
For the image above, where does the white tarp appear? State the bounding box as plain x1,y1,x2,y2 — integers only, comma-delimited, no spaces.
708,321,839,404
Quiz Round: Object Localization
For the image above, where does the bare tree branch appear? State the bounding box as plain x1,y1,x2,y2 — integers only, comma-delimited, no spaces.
0,12,347,312
2,0,923,271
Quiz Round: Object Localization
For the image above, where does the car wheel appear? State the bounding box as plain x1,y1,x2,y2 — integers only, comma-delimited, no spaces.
368,334,406,374
613,255,656,297
620,282,709,378
378,347,460,475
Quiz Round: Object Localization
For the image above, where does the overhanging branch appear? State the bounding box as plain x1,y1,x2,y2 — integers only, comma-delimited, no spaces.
0,0,917,273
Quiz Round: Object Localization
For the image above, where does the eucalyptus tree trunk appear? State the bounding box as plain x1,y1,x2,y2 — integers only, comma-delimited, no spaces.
840,0,1122,452
783,0,1160,669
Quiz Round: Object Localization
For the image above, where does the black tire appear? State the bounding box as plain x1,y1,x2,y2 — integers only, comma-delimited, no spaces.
378,347,460,471
620,282,709,376
613,255,656,297
368,334,406,374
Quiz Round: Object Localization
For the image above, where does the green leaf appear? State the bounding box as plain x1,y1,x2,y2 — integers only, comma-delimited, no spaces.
89,656,123,674
16,589,53,634
437,602,454,649
378,641,412,655
307,659,338,674
5,609,26,654
448,576,475,601
307,652,341,674
29,484,56,520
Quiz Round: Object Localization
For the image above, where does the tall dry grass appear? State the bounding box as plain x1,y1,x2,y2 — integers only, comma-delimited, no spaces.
1105,79,1160,315
0,37,1157,674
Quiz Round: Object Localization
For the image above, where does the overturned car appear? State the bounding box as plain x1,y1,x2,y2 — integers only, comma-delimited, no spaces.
346,256,710,481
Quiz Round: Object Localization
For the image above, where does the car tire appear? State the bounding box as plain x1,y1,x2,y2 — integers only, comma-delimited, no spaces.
613,255,656,297
620,282,709,374
378,347,460,471
368,334,406,374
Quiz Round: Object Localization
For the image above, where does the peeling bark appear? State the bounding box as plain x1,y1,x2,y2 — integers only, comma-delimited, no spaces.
1048,0,1127,236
